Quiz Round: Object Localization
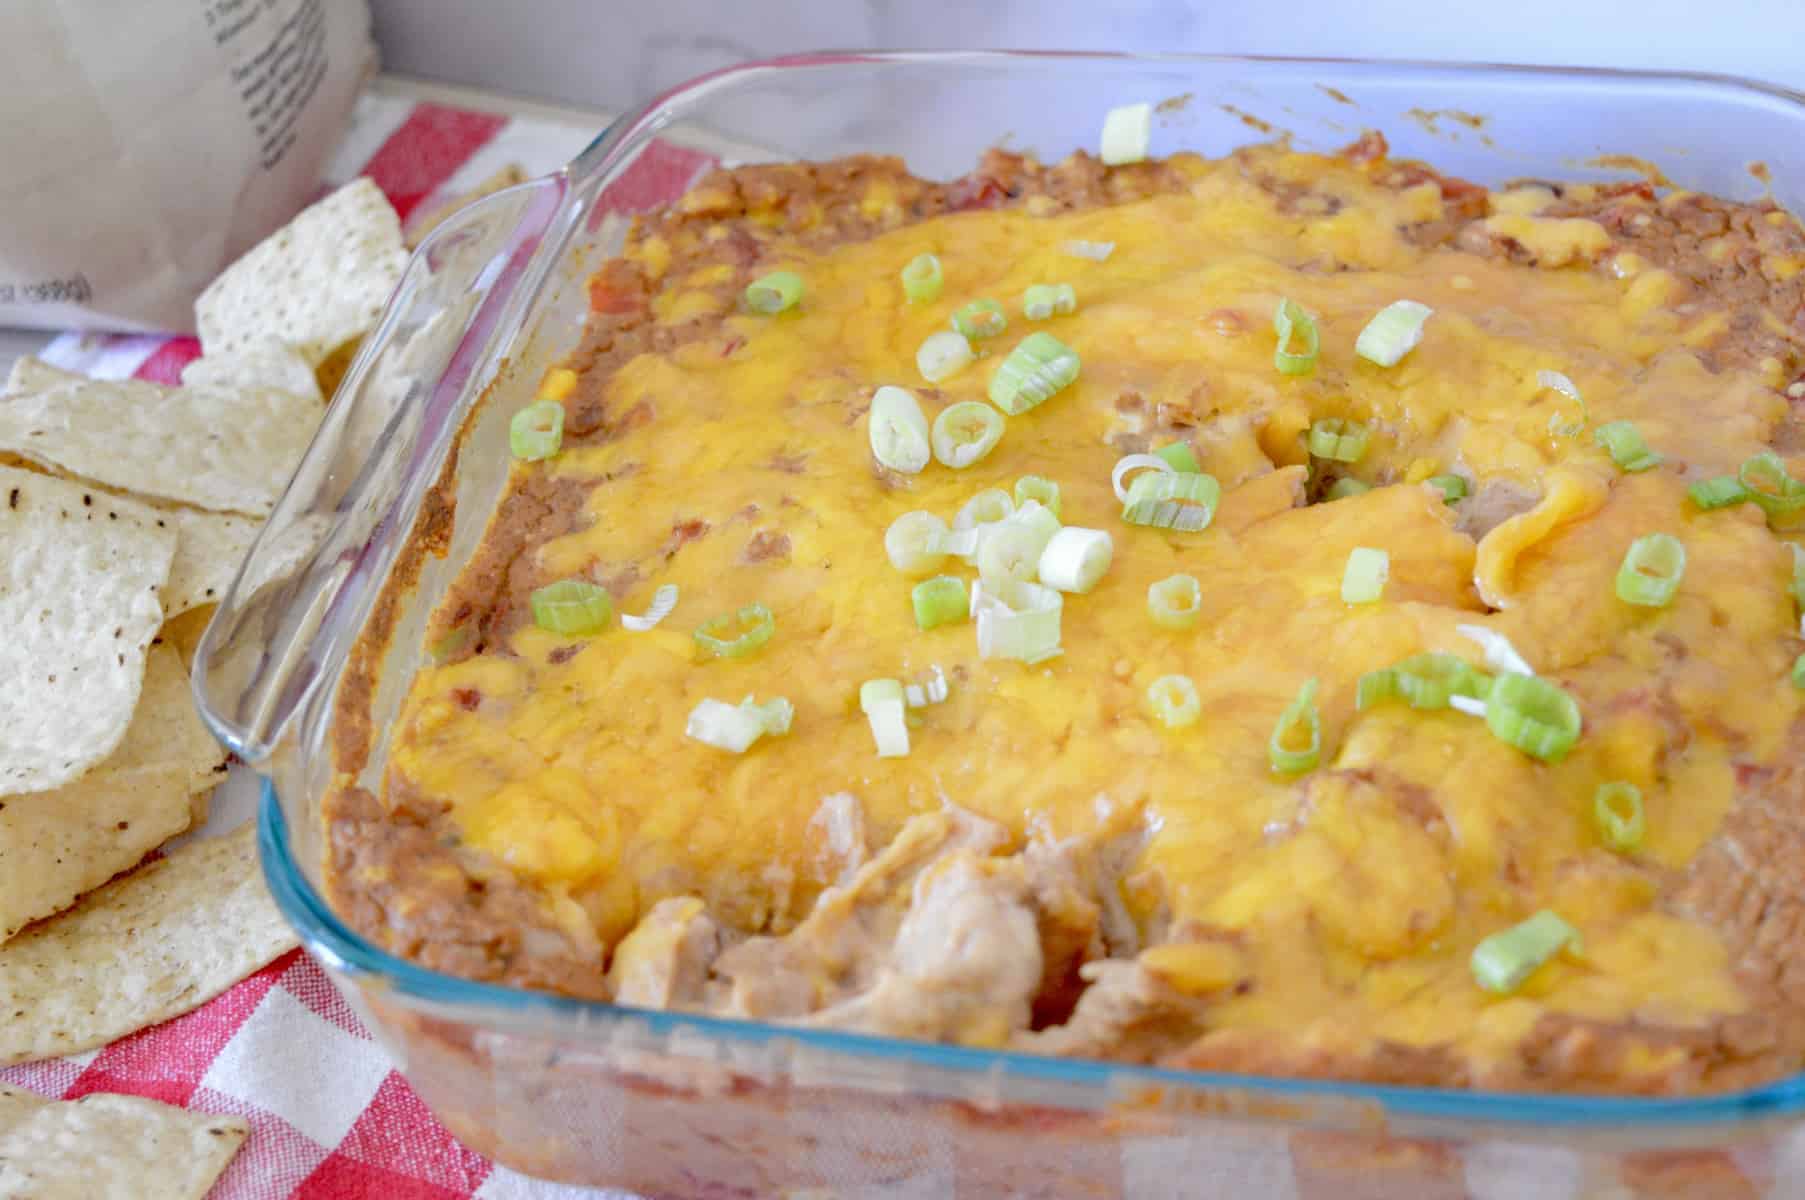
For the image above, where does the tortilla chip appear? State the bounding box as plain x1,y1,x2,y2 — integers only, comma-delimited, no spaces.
106,643,230,794
187,784,214,829
181,336,323,406
0,1084,247,1199
158,507,259,618
312,339,360,404
158,605,215,673
195,177,408,366
0,357,67,396
0,766,190,945
0,824,296,1065
0,452,255,618
0,467,174,796
0,359,318,518
0,645,225,941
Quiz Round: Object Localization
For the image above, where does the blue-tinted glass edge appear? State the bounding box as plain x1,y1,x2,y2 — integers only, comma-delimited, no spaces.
259,781,1805,1131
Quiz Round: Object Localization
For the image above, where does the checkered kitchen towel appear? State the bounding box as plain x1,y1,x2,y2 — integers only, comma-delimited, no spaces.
0,85,717,1200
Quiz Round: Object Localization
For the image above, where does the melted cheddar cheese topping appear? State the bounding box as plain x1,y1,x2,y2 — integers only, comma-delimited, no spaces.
386,146,1805,1074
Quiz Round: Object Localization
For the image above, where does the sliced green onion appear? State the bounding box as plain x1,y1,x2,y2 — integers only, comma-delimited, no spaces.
620,583,679,632
1538,369,1588,437
901,253,943,303
1593,421,1663,473
868,385,931,475
1593,782,1645,853
1791,544,1805,611
1355,300,1433,367
1122,471,1221,532
989,331,1081,415
1341,547,1389,604
694,602,775,659
1112,452,1174,501
912,576,969,630
885,511,950,576
981,501,1062,584
860,678,911,758
1273,298,1320,377
509,399,565,461
1148,573,1202,630
1147,674,1201,729
1009,497,1062,548
1100,101,1152,165
1037,526,1114,594
1356,653,1492,711
1615,533,1686,608
1154,441,1201,473
917,330,974,383
1457,623,1536,677
744,270,803,314
686,698,768,753
977,521,1047,589
954,489,1015,531
1471,910,1579,994
1689,476,1749,511
1062,239,1115,261
1326,477,1371,501
904,665,950,708
740,695,794,737
1307,418,1372,464
530,579,613,635
952,298,1008,340
1794,652,1805,689
973,580,1063,664
860,679,902,710
1485,673,1582,762
939,530,979,561
1268,678,1322,775
1427,474,1468,504
1014,475,1062,518
1738,451,1805,518
1445,691,1489,718
931,400,1004,468
1022,283,1077,320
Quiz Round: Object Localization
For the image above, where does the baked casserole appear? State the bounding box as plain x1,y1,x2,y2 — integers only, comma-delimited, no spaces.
328,117,1805,1098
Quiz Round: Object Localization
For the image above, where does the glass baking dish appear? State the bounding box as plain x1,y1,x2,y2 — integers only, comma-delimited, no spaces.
194,51,1805,1197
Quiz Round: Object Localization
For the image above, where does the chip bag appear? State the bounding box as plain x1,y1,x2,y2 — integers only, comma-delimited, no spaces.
0,0,376,333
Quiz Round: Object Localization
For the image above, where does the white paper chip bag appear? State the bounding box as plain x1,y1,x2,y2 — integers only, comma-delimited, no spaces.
0,0,376,334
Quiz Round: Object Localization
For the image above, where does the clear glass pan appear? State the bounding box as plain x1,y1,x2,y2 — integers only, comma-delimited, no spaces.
196,51,1805,1197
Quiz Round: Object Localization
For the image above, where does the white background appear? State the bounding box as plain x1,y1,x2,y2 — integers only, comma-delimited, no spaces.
369,0,1805,114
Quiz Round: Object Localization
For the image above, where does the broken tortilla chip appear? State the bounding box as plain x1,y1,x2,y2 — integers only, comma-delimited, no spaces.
0,357,67,397
158,507,260,618
312,338,360,405
0,466,174,796
107,643,230,795
0,358,318,518
0,824,296,1064
0,645,225,942
195,176,408,366
158,604,216,673
181,336,323,407
0,449,271,619
0,765,190,946
0,1084,247,1199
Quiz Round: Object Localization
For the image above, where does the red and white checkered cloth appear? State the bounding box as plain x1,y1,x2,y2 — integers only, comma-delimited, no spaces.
0,86,717,1200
